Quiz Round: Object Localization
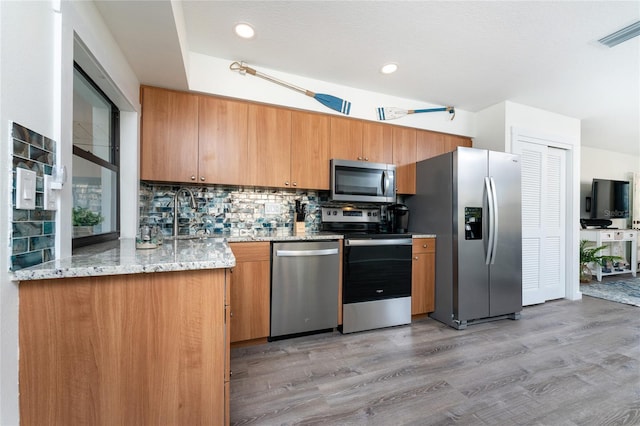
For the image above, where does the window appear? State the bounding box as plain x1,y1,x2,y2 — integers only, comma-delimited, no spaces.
72,62,120,249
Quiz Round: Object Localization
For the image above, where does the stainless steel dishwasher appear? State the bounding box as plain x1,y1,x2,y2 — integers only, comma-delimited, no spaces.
270,240,340,340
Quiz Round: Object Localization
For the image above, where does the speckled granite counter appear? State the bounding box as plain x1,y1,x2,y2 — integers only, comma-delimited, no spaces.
12,237,236,281
411,234,437,239
12,232,434,282
226,232,343,243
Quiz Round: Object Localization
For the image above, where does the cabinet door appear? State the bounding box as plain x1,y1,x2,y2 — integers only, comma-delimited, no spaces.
445,134,472,151
247,104,291,187
330,116,363,161
392,126,417,194
198,96,248,185
229,242,270,343
291,111,331,190
140,86,199,182
362,122,393,164
19,270,226,425
224,277,231,426
416,130,445,162
412,238,436,315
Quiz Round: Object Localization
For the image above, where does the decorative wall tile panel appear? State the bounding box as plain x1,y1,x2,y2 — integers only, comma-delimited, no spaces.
139,183,326,238
10,122,57,271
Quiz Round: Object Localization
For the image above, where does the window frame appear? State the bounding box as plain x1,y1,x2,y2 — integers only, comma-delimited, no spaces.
72,62,121,250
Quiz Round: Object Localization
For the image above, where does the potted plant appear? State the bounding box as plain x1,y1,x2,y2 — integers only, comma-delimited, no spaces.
579,239,621,283
72,207,104,237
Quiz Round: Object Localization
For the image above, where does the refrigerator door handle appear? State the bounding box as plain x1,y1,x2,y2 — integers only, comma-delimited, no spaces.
484,176,495,265
490,177,499,264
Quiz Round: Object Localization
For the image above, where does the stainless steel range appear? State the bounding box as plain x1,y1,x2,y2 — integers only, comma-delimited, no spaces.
321,206,412,334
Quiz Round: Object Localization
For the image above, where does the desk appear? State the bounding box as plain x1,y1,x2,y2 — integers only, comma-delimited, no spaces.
580,229,637,281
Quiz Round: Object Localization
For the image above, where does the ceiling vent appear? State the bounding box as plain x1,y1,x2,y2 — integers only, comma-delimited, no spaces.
598,21,640,47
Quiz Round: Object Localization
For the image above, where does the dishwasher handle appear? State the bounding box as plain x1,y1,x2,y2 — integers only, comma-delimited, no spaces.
276,248,339,257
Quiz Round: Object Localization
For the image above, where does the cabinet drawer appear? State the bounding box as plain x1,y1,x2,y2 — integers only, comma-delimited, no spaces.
413,238,435,254
600,232,614,241
229,242,270,262
618,231,636,240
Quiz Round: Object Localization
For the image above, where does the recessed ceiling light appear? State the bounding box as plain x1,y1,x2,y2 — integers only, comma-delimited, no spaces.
234,23,255,39
380,63,398,74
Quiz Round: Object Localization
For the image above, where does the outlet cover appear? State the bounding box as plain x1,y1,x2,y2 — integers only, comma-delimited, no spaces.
265,203,281,215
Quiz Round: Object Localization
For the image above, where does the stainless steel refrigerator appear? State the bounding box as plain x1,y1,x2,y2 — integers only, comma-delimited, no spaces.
406,147,522,329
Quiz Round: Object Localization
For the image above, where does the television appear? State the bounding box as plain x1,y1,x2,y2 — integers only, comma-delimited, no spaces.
590,178,630,220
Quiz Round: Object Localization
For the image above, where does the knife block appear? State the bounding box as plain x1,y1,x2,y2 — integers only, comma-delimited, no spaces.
294,221,306,236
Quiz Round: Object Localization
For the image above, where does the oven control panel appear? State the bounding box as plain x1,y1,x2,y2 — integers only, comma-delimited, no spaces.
321,207,380,223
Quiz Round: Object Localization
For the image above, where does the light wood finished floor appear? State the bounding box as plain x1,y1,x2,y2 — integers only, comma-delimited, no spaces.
230,296,639,425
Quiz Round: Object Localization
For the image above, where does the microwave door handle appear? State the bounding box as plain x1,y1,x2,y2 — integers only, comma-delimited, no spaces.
382,171,389,195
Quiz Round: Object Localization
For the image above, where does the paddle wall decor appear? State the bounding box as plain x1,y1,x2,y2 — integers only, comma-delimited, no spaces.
377,106,456,121
230,61,351,115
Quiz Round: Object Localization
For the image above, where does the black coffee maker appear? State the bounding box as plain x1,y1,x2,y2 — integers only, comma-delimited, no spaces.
387,204,410,233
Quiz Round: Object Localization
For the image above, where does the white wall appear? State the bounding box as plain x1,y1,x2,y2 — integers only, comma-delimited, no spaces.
580,146,640,228
1,2,57,422
0,2,139,423
188,53,477,138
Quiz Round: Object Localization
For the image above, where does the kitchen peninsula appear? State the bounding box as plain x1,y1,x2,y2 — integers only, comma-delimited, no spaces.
13,237,235,426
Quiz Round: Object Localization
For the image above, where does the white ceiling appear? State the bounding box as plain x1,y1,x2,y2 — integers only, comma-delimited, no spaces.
95,1,640,156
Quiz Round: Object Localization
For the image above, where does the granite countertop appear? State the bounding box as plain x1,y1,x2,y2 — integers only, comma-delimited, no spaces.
12,232,435,282
226,232,344,243
12,237,236,281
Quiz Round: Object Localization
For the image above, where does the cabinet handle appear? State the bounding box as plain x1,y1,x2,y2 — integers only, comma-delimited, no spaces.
364,157,369,161
190,175,196,181
200,176,205,182
423,244,428,248
292,182,297,187
230,311,233,318
358,156,362,160
285,181,289,186
414,256,419,260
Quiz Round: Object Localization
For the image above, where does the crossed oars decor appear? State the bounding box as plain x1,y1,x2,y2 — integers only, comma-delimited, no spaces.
376,106,456,121
230,61,351,115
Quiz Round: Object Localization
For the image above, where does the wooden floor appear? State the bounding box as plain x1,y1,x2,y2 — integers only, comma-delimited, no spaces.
230,296,640,425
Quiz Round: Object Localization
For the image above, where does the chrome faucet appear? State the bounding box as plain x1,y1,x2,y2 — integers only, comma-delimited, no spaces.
173,188,197,237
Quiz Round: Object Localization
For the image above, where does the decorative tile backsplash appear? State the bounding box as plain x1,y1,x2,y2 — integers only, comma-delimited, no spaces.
10,122,56,271
139,182,326,238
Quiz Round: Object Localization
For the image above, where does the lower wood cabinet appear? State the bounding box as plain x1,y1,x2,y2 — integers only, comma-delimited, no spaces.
19,269,229,426
229,242,271,343
412,238,436,315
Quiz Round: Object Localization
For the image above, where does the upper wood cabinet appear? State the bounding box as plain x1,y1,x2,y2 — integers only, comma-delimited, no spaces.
330,117,363,161
416,130,445,162
446,134,472,150
291,111,331,190
330,117,392,164
198,96,248,185
247,104,292,187
417,130,473,163
392,126,417,194
140,86,469,191
363,122,393,164
140,86,199,182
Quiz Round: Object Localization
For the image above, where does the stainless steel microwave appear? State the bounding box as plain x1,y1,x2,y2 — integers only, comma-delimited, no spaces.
330,159,396,203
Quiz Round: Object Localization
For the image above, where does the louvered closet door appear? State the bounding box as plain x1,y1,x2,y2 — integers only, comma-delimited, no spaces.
514,141,567,305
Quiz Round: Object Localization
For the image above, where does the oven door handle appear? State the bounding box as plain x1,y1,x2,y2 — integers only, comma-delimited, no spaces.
345,238,413,247
276,248,339,257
